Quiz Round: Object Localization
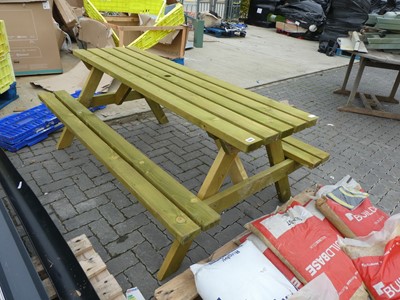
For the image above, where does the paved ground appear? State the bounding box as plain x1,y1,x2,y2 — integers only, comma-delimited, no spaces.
2,63,400,299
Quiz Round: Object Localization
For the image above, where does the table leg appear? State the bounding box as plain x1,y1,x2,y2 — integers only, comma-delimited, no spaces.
114,83,132,105
145,98,169,124
57,68,104,149
266,141,291,202
197,147,241,200
157,239,193,281
335,54,357,94
345,57,366,106
387,70,400,103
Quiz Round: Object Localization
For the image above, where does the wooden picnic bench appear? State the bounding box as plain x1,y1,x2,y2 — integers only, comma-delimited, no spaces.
38,46,329,280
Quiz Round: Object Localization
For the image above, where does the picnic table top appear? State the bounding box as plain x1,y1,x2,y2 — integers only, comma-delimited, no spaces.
74,47,318,153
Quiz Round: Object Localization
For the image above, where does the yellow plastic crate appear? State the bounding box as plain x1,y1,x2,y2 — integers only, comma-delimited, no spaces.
129,3,185,50
0,20,10,57
89,0,165,15
83,0,120,45
0,53,15,94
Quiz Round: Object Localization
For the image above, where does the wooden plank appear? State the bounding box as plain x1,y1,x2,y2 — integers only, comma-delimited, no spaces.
105,49,300,136
91,274,126,300
40,91,201,243
72,50,264,153
68,234,94,257
282,136,330,168
360,93,372,110
203,159,297,213
50,91,220,231
154,239,239,300
145,97,169,124
370,94,385,111
338,105,400,120
78,252,107,278
121,47,318,125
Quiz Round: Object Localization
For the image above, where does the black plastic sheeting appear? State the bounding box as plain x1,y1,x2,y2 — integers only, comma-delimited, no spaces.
275,0,326,29
370,0,400,13
0,148,100,300
318,0,371,55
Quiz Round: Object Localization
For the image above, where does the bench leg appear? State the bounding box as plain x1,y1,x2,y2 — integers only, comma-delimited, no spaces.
157,239,193,281
266,141,291,202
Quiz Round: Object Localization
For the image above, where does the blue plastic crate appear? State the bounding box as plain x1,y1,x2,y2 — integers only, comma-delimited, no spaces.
0,103,60,144
0,123,64,152
0,90,106,152
0,82,19,110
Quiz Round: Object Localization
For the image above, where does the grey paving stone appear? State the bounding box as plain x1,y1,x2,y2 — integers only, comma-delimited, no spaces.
89,218,119,245
106,250,139,276
134,241,163,274
75,195,109,213
99,202,125,226
124,263,158,299
51,197,78,221
52,166,82,181
85,182,116,198
62,185,88,205
138,223,170,251
64,209,102,231
106,231,145,257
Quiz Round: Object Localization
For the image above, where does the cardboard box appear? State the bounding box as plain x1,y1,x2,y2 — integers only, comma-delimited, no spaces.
0,0,62,76
276,21,307,34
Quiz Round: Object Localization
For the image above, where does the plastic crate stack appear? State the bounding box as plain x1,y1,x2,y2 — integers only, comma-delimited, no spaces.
0,20,18,110
0,91,106,152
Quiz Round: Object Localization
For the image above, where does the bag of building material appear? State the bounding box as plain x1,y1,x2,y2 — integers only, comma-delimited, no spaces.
339,214,400,299
246,204,368,299
238,232,303,289
316,175,388,238
190,240,297,300
277,185,341,234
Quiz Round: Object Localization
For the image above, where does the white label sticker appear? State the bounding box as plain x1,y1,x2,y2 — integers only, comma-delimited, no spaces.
256,8,262,14
245,137,255,143
308,114,316,118
43,1,50,9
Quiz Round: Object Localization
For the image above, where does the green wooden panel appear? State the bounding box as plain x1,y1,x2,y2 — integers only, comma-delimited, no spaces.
73,50,264,153
91,48,283,140
123,47,318,125
203,159,297,213
39,91,200,244
53,90,220,231
107,48,300,135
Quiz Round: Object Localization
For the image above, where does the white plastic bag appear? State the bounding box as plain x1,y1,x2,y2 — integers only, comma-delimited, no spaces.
190,240,297,300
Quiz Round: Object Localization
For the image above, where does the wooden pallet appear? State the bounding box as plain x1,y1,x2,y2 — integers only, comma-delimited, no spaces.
33,234,126,300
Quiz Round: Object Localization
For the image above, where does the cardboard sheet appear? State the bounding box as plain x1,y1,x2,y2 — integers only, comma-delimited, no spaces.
31,61,113,94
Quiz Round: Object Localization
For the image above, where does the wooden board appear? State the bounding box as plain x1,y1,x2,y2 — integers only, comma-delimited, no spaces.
33,234,125,300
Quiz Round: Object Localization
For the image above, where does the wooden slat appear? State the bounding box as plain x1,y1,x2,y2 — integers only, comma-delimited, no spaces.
73,50,264,153
89,48,280,142
53,91,220,231
106,48,296,136
40,91,200,244
282,136,330,168
203,159,297,213
121,47,318,125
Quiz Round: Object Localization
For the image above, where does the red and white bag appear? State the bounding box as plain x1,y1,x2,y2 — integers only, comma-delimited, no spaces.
340,214,400,299
246,204,368,299
316,176,388,237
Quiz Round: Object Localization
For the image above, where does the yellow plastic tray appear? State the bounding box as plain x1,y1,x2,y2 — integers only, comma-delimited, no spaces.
129,3,184,50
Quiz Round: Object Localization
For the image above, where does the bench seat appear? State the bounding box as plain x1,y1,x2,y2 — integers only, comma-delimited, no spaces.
39,90,220,280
